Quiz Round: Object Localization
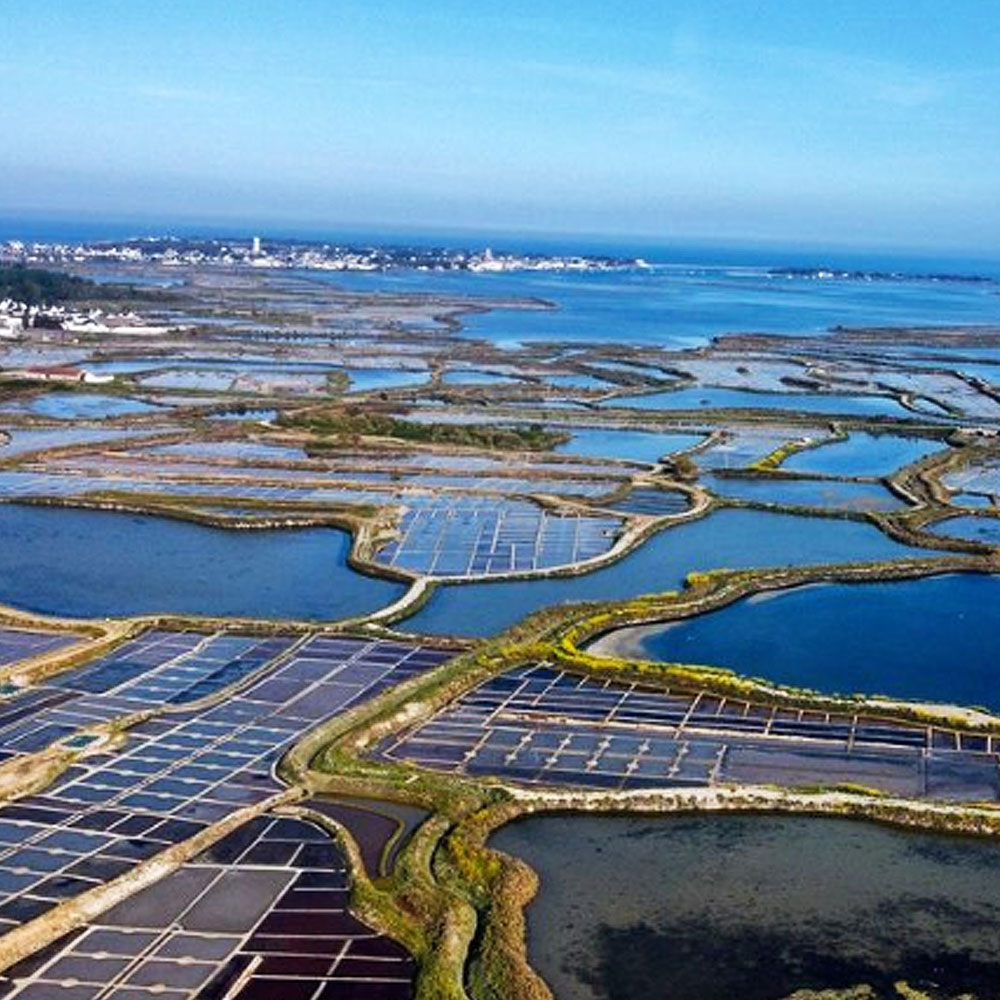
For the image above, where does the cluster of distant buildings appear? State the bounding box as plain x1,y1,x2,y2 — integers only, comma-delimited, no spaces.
0,237,643,274
0,297,165,384
0,299,177,338
768,266,995,284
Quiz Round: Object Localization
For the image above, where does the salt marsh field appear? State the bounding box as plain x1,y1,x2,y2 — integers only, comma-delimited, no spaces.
1,238,1000,999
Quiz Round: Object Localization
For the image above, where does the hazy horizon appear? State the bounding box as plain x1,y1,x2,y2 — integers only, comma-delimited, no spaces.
2,1,998,252
4,211,1000,274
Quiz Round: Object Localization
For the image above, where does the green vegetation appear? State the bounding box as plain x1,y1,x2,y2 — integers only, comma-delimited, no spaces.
0,264,158,306
749,431,842,472
286,406,570,451
0,265,96,305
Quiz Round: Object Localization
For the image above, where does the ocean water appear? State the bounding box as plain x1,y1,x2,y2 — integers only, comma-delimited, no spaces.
322,265,1000,350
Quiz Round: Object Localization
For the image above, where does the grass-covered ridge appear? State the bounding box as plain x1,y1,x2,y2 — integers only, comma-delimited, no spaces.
285,405,570,451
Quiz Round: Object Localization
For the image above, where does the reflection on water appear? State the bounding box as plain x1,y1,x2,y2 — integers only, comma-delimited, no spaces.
782,432,943,477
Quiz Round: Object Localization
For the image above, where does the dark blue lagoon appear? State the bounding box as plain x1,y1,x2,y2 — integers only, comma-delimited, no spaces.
929,515,1000,546
782,432,945,476
400,509,923,638
492,814,1000,1000
0,504,405,620
703,473,905,511
591,574,1000,709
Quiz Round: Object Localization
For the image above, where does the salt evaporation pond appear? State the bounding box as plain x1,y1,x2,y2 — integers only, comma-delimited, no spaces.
928,514,1000,546
492,813,1000,1000
604,386,908,417
703,473,905,511
556,428,703,464
782,432,944,476
0,504,404,620
1,393,162,420
346,368,429,391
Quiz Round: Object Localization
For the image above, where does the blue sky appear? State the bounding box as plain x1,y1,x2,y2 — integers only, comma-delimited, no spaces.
1,0,998,249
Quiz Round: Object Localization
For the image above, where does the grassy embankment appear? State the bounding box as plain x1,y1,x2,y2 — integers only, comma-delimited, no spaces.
281,406,570,452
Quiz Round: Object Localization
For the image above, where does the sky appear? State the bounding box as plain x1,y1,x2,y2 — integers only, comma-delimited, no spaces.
1,0,998,250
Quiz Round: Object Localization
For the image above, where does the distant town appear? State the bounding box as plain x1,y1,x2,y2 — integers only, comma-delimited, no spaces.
0,235,644,274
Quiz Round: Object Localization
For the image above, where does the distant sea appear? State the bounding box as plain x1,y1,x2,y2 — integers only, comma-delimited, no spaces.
2,214,998,349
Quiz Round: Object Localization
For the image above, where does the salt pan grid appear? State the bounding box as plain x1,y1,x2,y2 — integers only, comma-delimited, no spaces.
0,815,414,1000
669,356,813,393
0,634,451,938
945,459,1000,502
37,455,397,487
34,454,621,500
0,428,165,460
149,440,308,462
0,470,398,506
606,488,689,516
857,368,1000,420
0,632,293,758
374,499,621,577
381,664,1000,800
0,629,77,670
142,442,627,477
0,472,624,579
0,469,624,517
694,427,823,470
